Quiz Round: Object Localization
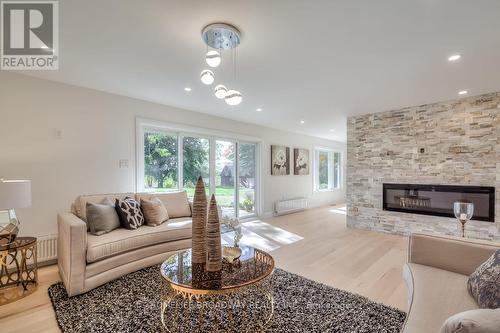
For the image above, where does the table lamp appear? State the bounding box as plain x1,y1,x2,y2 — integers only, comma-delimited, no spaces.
0,178,32,245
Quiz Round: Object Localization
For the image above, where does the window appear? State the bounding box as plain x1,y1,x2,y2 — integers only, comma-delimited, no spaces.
182,136,210,196
143,130,178,192
314,148,341,191
138,120,260,219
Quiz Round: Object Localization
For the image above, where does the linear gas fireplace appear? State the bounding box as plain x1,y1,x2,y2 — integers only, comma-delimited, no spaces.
383,183,495,222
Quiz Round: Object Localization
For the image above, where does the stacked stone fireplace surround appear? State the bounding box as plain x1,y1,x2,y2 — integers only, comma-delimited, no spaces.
347,92,500,241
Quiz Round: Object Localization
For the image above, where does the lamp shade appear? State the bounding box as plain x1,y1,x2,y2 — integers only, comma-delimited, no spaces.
0,179,32,210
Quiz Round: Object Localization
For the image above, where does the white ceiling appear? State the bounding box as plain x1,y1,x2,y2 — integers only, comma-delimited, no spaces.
24,0,500,142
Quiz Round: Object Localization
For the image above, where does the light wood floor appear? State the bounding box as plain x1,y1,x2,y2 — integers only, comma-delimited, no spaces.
0,205,408,333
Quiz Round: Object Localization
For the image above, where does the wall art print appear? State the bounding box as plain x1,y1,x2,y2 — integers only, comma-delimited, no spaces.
271,145,290,175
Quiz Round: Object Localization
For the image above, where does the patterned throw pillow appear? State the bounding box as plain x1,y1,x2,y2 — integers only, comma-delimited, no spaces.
115,197,144,230
140,197,169,226
467,249,500,309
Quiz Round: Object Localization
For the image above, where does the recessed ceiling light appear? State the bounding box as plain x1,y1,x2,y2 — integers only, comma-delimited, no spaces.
256,108,262,112
184,87,192,92
448,54,461,62
329,129,335,132
300,120,305,124
458,90,468,95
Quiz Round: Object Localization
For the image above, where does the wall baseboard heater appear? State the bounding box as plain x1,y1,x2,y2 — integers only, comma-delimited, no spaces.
37,234,58,263
274,198,309,216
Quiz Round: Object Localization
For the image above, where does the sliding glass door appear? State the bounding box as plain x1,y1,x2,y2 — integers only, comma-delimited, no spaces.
215,140,236,218
141,126,258,219
238,143,256,217
182,136,210,197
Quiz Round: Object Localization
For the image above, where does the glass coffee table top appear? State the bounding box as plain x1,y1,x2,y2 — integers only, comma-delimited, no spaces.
160,246,274,291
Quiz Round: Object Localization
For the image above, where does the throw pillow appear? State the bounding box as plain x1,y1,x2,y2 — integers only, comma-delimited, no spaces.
115,197,145,230
467,249,500,309
440,309,500,333
155,191,192,218
86,198,120,236
141,197,169,226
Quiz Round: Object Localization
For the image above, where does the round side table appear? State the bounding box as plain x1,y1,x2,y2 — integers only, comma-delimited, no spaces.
0,237,38,305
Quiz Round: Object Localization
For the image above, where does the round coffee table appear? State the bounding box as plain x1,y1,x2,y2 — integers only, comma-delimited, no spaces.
160,246,275,333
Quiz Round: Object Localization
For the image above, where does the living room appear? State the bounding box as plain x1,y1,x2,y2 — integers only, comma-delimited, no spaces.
0,1,499,333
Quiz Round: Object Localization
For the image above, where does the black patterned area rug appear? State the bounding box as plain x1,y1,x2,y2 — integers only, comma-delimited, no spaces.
48,266,406,333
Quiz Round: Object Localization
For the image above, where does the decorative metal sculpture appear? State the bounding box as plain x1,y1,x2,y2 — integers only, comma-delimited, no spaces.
191,176,207,264
206,194,222,272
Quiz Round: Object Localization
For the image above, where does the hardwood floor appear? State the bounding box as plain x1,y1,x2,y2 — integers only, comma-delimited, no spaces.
0,205,408,333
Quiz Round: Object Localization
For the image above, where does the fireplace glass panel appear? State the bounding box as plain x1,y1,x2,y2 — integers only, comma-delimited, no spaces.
383,184,494,222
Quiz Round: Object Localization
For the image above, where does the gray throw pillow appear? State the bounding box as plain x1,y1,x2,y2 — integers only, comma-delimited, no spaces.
86,198,120,236
440,309,500,333
467,249,500,309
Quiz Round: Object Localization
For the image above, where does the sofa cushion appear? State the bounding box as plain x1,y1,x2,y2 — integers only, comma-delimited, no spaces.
467,249,500,309
86,198,120,235
72,193,134,223
140,197,169,226
440,309,500,333
86,217,192,263
136,191,191,218
115,197,144,230
403,263,479,333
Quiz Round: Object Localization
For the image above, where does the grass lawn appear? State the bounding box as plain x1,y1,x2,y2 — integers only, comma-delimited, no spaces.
145,186,254,210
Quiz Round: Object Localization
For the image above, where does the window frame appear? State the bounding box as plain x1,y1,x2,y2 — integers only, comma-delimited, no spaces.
136,118,262,219
313,146,343,192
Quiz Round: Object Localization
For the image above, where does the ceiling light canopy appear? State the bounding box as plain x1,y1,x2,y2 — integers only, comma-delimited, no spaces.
225,90,242,106
214,84,227,99
448,54,461,62
202,23,241,50
200,69,215,85
206,50,221,68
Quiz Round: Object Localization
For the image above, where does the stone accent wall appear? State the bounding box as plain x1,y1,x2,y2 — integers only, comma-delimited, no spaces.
347,92,500,241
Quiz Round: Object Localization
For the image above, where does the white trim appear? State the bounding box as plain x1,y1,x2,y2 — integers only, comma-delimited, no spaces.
312,146,343,192
136,117,262,143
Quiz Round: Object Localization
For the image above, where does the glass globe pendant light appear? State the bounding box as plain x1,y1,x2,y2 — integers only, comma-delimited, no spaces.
200,69,215,85
214,84,227,99
201,23,243,105
206,50,221,68
225,90,242,106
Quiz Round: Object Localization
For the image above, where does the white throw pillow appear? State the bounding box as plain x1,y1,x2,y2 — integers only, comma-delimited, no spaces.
440,309,500,333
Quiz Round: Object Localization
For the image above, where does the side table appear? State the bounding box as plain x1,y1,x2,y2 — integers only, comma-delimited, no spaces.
0,237,38,305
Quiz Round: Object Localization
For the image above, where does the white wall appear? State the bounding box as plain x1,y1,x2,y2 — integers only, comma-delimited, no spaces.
0,72,346,237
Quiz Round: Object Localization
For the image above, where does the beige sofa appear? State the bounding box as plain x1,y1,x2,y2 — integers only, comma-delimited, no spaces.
57,191,194,296
401,233,500,333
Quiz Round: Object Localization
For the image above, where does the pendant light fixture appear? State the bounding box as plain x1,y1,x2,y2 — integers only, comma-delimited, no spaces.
206,50,221,68
214,84,228,99
225,90,242,106
201,23,243,106
200,69,215,85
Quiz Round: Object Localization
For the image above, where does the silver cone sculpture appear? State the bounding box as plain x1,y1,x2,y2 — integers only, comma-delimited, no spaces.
191,176,207,264
205,194,222,272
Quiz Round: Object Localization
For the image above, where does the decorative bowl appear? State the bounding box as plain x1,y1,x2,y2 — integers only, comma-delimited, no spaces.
222,246,242,264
